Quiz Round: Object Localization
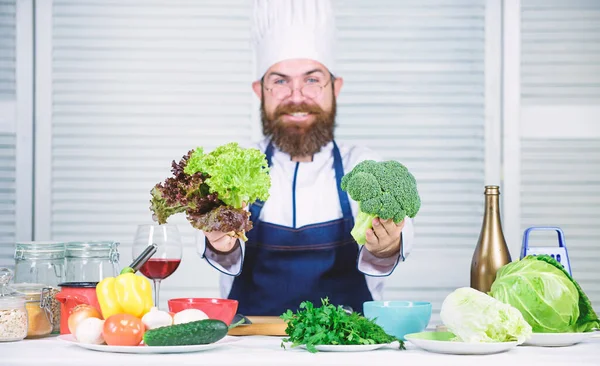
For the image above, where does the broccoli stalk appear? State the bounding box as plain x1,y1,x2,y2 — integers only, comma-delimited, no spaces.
351,210,378,245
341,160,421,245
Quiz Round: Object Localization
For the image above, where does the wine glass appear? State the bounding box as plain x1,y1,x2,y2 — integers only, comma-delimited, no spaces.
133,223,183,309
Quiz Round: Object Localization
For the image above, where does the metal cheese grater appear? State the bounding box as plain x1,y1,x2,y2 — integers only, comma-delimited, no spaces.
520,226,572,276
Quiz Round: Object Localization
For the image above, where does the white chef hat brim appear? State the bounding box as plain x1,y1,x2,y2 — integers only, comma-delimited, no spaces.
251,0,337,79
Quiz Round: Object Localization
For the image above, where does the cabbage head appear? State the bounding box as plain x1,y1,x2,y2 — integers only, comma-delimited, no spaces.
440,287,532,344
489,255,600,333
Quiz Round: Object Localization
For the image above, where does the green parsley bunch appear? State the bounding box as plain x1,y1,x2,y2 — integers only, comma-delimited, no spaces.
280,298,405,353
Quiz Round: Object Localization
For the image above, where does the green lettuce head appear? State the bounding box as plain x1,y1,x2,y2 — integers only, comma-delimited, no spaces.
489,255,600,333
183,142,271,209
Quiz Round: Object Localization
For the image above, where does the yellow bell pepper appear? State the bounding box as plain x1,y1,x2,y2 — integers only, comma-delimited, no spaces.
96,268,153,319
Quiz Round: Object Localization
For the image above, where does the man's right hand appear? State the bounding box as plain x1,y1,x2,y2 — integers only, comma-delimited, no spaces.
205,231,239,254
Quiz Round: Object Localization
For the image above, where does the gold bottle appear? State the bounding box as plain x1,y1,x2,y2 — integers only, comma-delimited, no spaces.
470,185,512,293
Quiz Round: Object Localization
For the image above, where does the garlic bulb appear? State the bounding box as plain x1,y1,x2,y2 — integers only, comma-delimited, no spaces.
141,307,173,330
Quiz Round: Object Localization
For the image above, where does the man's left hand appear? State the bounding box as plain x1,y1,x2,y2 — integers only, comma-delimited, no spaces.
364,218,404,258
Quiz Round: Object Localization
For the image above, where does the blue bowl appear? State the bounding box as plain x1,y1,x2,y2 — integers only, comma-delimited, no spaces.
363,301,432,341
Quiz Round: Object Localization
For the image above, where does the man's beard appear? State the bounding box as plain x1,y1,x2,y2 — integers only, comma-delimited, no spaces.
261,96,336,158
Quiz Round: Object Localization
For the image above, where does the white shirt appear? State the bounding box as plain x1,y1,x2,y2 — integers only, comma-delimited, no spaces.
197,138,415,301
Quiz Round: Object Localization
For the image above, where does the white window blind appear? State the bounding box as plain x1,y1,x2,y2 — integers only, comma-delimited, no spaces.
35,0,255,306
0,0,15,100
0,132,16,267
334,0,494,324
519,0,600,313
0,0,16,267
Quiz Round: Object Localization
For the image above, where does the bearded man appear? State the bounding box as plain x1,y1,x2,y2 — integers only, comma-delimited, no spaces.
196,0,414,316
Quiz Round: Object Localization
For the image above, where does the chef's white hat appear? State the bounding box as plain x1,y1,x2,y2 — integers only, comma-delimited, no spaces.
251,0,337,79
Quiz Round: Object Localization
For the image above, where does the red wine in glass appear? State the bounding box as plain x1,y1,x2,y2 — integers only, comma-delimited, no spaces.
133,223,183,309
139,258,181,280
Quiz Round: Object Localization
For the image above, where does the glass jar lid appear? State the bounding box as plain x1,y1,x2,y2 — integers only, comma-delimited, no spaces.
11,283,46,299
14,241,66,260
0,268,26,308
66,241,119,261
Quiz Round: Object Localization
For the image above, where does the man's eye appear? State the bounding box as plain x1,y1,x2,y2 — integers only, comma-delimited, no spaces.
274,79,286,85
306,77,319,84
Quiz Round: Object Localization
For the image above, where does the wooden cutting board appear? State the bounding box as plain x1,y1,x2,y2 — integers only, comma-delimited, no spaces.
227,316,288,336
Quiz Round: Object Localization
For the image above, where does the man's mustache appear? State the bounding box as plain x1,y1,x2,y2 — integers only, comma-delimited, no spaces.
273,103,326,119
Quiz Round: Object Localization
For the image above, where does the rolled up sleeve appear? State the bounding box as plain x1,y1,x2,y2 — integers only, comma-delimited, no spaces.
197,231,245,276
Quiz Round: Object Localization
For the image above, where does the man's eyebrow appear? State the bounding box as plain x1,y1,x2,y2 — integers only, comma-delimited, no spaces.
266,72,289,79
303,69,326,76
266,69,326,79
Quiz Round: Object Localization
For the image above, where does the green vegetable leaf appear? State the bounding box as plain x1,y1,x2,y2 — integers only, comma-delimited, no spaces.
149,143,272,241
280,298,405,353
149,151,221,225
490,255,600,333
526,255,596,332
183,143,271,209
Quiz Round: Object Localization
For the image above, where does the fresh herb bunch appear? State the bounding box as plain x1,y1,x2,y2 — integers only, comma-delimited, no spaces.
280,298,405,353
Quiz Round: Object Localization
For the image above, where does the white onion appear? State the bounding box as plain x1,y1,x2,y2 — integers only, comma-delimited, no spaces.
173,309,209,325
75,317,105,345
141,307,173,330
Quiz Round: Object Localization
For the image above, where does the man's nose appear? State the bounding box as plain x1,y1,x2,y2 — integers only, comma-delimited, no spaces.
288,83,306,103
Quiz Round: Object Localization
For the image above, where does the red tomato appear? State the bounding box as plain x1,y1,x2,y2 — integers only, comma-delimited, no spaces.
102,314,145,346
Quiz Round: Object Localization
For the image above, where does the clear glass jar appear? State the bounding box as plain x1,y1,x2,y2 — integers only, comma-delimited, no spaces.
14,241,66,287
0,268,28,342
65,241,120,282
13,241,65,334
11,283,56,338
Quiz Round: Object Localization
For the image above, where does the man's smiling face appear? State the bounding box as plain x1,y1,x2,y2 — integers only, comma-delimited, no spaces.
252,58,344,158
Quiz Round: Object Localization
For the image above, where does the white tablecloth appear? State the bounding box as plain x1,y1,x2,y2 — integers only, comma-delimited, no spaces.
1,334,599,366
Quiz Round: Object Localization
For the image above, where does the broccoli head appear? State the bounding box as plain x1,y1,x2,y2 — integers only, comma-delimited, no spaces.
341,159,421,245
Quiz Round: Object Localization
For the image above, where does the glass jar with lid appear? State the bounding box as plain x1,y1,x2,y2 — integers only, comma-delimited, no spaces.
14,241,65,287
0,268,28,342
11,283,56,338
14,241,65,334
65,241,120,282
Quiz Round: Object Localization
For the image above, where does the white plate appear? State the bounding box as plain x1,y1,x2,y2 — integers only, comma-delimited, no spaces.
294,342,398,352
405,332,518,355
59,334,240,354
522,332,594,347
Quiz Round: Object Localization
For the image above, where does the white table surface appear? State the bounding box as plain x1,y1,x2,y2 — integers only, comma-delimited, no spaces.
2,333,599,366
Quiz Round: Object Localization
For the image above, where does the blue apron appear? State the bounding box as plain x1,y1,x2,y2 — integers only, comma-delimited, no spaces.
227,141,373,316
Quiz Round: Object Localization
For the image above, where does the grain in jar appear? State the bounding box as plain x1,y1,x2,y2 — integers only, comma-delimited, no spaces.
0,268,28,342
47,287,61,333
12,283,54,338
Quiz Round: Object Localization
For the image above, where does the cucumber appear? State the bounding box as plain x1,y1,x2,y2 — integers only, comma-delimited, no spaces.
143,319,229,346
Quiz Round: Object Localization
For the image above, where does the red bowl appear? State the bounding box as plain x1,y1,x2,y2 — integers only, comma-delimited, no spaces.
168,298,238,325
